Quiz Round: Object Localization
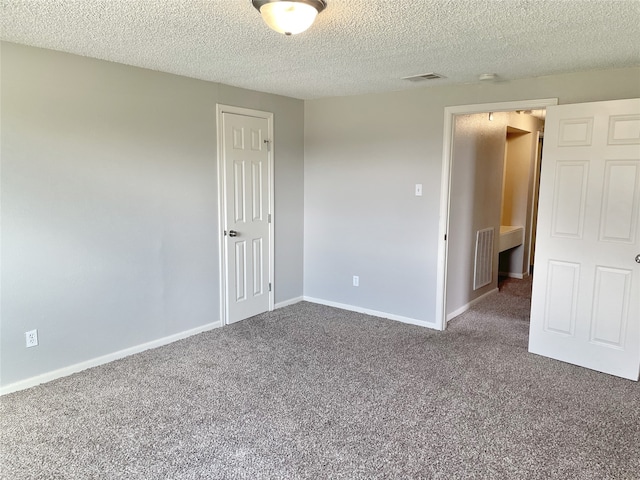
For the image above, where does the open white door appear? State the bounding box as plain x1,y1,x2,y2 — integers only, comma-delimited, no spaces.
529,98,640,380
219,107,273,324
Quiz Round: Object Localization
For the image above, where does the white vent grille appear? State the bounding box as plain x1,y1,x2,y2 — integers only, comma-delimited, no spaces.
474,227,494,290
402,72,445,82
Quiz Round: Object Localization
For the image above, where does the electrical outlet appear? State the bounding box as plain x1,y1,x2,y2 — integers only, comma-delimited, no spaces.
353,275,359,287
25,329,38,348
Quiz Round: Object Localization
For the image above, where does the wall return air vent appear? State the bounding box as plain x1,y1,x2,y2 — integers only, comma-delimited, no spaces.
402,72,445,82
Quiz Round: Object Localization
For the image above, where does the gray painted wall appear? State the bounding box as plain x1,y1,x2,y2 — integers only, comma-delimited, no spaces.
304,67,640,324
0,42,304,386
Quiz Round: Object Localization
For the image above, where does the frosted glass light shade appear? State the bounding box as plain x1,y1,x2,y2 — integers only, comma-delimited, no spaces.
255,1,324,35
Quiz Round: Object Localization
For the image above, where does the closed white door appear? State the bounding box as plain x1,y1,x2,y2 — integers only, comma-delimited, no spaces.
221,111,272,324
529,98,640,380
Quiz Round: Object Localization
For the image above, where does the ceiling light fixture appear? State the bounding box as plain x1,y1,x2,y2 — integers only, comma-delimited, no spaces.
478,73,497,82
252,0,327,36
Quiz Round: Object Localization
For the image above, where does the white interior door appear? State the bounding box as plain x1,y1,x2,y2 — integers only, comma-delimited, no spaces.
529,98,640,380
221,110,272,324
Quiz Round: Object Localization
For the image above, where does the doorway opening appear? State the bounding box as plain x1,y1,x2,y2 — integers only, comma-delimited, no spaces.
434,99,558,331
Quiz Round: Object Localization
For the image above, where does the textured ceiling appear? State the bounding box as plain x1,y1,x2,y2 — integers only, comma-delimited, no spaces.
2,0,639,100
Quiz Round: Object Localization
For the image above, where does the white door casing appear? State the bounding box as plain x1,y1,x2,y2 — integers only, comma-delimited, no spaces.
217,105,274,324
529,98,640,380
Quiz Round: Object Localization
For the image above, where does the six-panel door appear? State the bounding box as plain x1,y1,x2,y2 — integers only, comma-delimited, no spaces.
222,112,271,324
529,98,640,380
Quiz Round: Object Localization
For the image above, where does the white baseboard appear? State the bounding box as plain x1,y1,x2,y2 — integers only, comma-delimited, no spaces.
446,288,498,323
274,296,303,309
0,320,223,396
499,271,528,279
303,296,437,330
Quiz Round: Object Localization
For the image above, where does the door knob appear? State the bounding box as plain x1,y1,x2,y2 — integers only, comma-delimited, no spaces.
228,230,239,237
636,254,640,264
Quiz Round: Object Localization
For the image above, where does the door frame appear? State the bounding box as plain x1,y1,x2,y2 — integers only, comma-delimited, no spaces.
216,104,275,325
434,98,558,331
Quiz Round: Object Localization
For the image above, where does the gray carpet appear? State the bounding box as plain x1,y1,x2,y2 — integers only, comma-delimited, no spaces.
2,279,639,479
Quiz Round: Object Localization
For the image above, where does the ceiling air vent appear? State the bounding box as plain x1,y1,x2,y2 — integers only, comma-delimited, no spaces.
402,72,445,82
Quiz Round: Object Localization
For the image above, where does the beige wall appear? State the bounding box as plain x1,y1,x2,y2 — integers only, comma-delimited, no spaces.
1,42,305,387
446,112,508,317
500,113,543,276
304,67,640,324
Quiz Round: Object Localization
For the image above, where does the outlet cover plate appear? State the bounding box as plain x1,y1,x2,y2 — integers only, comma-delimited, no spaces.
26,329,38,348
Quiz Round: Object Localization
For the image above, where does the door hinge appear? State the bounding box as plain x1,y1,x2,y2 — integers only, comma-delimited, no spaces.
268,282,272,292
444,234,447,241
264,139,271,152
268,213,272,223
